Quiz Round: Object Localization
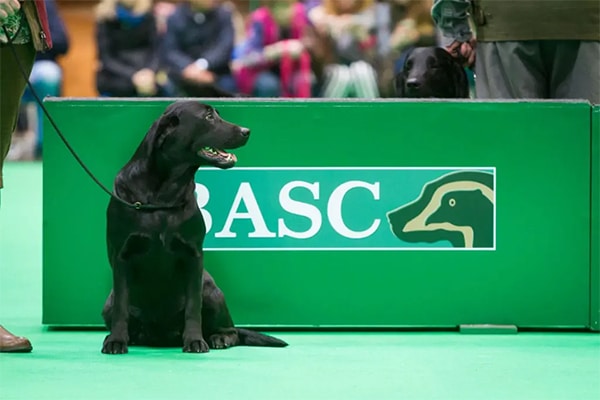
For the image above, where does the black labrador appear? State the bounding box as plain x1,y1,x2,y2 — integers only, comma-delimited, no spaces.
101,100,287,354
395,47,469,98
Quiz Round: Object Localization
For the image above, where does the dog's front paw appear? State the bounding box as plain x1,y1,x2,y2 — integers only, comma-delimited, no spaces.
183,337,209,353
102,334,128,354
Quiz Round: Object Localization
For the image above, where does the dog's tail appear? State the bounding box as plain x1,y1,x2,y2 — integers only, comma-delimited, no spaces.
237,328,288,347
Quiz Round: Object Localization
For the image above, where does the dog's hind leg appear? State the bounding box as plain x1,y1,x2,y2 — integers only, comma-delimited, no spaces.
200,270,288,348
201,270,240,349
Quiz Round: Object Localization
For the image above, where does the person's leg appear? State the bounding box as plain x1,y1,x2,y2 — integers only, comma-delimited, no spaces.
24,60,63,100
252,71,281,97
321,64,352,98
0,42,36,353
0,43,36,189
550,40,600,103
476,41,548,99
349,60,380,98
24,60,63,157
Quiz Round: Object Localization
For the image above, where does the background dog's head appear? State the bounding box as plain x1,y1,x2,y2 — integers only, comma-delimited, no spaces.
394,47,469,98
148,101,250,169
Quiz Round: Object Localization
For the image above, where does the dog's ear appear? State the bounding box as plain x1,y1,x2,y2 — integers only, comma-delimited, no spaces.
394,48,415,97
161,114,180,129
155,113,180,148
394,73,405,97
452,62,470,98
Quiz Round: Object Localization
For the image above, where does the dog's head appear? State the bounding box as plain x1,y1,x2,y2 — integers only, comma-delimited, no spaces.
394,47,469,98
149,101,250,169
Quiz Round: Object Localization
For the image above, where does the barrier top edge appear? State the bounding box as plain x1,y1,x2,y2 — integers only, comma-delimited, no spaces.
42,97,592,105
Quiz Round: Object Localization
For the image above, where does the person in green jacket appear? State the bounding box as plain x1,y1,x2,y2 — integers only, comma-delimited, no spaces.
431,0,599,103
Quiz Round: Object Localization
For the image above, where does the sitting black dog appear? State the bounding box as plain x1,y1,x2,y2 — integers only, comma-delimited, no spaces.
101,100,287,354
395,47,469,98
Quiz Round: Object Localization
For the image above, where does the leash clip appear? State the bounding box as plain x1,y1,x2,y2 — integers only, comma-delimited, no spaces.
133,202,142,210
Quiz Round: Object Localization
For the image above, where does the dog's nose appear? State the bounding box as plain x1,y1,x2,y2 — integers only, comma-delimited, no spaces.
240,127,250,137
406,78,421,89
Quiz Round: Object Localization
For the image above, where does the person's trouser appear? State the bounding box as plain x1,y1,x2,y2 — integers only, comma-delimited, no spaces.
475,40,600,103
0,43,36,189
21,60,63,156
321,61,380,98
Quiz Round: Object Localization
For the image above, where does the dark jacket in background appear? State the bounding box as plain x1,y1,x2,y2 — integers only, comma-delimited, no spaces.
162,3,234,83
95,10,159,96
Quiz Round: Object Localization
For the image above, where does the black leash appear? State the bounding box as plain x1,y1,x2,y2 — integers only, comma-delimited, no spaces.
3,25,174,211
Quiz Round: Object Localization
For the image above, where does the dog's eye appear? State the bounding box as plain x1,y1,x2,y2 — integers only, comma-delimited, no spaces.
449,198,456,207
405,60,413,70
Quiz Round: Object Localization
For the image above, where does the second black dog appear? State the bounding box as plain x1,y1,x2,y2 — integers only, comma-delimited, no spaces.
101,100,287,354
395,47,469,98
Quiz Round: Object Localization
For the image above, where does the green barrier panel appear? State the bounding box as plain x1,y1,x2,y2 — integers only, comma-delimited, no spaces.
592,106,599,331
42,99,596,329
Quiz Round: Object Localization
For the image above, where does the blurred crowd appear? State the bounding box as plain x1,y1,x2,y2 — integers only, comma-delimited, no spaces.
8,0,443,160
92,0,438,99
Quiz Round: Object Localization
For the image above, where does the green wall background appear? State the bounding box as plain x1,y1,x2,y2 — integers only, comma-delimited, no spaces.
42,99,597,330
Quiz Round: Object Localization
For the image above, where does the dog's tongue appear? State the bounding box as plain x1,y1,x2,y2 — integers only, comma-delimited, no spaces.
215,148,236,163
199,147,236,165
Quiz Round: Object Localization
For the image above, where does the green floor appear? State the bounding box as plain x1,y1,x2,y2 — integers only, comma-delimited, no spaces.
1,162,599,400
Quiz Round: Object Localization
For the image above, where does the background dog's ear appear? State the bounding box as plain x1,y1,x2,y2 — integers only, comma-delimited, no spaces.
453,62,470,98
393,47,415,97
394,73,405,97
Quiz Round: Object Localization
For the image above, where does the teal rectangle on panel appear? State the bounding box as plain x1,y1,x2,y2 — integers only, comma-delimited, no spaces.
196,167,496,250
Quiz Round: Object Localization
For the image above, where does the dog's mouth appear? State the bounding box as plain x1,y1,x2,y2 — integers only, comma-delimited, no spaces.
198,146,237,168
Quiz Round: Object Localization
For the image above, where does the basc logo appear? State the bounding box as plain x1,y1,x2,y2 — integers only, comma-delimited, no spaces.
194,167,496,251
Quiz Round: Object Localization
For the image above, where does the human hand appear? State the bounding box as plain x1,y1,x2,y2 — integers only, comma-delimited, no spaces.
132,68,157,96
0,0,21,22
194,69,215,84
446,39,476,67
182,63,198,81
182,64,215,84
264,40,305,61
285,39,306,59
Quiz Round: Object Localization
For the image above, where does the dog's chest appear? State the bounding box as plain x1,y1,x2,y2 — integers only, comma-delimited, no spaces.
126,231,199,293
144,230,201,261
141,211,205,251
112,210,205,278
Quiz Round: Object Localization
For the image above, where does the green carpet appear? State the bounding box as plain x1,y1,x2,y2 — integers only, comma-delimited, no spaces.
1,162,599,400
